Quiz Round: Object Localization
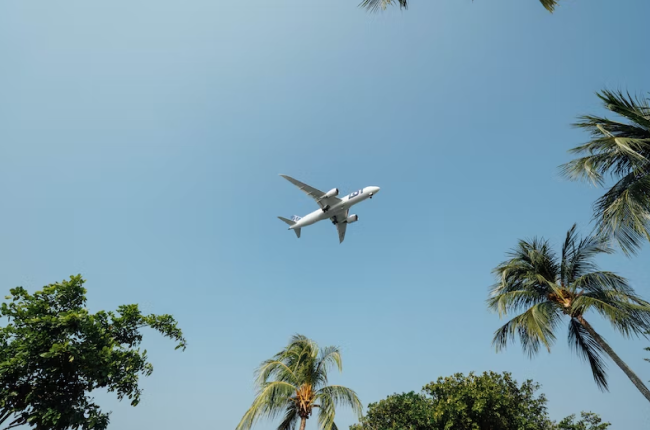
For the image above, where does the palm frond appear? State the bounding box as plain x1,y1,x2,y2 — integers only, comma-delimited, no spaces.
236,381,298,430
517,238,560,285
276,334,320,385
560,154,609,186
317,386,362,416
492,302,562,357
595,173,650,255
256,360,298,387
359,0,407,13
561,136,650,185
316,393,336,430
315,346,342,387
568,318,609,391
574,116,650,140
560,225,613,285
573,271,632,295
487,289,549,317
538,0,559,12
561,91,650,183
561,90,650,254
317,347,343,373
316,386,362,430
574,291,650,337
491,237,562,302
359,0,558,13
596,90,650,131
561,223,580,264
277,405,299,430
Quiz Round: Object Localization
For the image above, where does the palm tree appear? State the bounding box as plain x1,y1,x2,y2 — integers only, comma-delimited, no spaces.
359,0,560,13
561,90,650,255
236,334,362,430
487,225,650,402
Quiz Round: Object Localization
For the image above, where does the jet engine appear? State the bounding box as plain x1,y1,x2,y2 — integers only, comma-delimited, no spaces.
323,188,339,198
346,214,359,224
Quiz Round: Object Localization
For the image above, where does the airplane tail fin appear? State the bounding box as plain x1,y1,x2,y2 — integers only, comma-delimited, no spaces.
277,216,301,238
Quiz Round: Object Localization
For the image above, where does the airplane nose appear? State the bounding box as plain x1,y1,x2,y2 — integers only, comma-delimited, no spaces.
372,186,380,194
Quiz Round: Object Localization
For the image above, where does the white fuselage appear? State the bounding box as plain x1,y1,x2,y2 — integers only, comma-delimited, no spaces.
290,186,380,229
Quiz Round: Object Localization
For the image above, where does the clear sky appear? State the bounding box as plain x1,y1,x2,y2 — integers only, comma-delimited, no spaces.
1,0,650,428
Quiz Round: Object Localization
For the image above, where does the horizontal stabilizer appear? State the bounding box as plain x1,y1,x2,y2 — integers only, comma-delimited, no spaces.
278,216,301,239
278,216,295,226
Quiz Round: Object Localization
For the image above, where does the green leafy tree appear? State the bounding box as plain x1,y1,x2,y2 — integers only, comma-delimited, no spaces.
0,275,186,430
488,224,650,402
350,372,609,430
556,412,610,430
561,90,650,255
359,0,560,13
236,334,362,430
349,391,435,430
423,371,553,430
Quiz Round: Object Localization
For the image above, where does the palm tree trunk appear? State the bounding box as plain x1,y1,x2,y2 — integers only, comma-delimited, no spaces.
299,417,307,430
579,317,650,403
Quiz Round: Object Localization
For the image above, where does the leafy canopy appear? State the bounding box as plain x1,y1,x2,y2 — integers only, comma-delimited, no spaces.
350,371,609,430
488,224,650,391
423,371,552,430
561,90,650,255
349,391,434,430
0,275,186,430
556,412,611,430
237,334,362,430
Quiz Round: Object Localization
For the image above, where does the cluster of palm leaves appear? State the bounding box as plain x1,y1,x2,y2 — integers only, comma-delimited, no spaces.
359,0,560,13
488,88,650,404
562,91,650,256
236,335,362,430
488,224,650,402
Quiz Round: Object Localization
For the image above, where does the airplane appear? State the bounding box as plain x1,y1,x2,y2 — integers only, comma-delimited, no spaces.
277,174,380,243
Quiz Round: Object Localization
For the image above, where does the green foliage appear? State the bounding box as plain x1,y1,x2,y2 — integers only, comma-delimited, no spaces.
556,412,610,430
0,275,186,430
350,391,435,430
358,0,559,13
561,90,650,255
423,371,553,430
488,224,650,392
237,334,362,430
350,372,609,430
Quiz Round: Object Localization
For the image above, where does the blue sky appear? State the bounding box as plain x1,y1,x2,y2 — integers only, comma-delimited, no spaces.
1,0,650,428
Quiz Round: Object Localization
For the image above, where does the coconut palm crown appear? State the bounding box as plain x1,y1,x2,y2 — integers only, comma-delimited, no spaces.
236,334,362,430
359,0,560,13
561,90,650,255
488,224,650,402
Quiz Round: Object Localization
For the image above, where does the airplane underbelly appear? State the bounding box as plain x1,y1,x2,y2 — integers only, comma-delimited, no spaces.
301,211,326,226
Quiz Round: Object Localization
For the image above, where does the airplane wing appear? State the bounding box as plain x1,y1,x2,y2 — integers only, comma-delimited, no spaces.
332,209,348,243
280,174,342,210
336,222,347,243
